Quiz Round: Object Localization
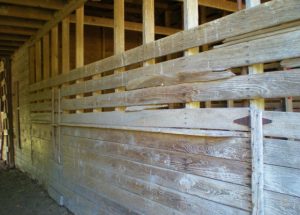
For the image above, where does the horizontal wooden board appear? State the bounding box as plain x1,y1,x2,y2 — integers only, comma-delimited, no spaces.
264,138,300,169
59,27,300,97
264,164,300,198
63,153,250,214
30,113,52,123
281,57,300,68
61,134,251,210
62,135,251,186
263,111,300,139
61,162,183,215
264,190,300,215
30,101,52,112
61,108,249,131
29,90,52,102
60,70,235,97
61,70,300,110
61,126,250,161
29,0,300,92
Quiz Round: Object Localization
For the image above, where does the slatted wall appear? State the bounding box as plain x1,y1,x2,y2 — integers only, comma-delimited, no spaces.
12,0,300,214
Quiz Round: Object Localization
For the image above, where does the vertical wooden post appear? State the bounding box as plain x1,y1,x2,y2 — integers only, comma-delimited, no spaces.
75,6,84,113
43,33,50,80
184,0,200,109
143,0,155,66
76,7,84,68
200,6,211,108
92,28,104,113
250,107,264,215
35,40,41,82
51,26,58,77
29,46,36,84
62,17,70,74
114,0,125,111
247,1,264,215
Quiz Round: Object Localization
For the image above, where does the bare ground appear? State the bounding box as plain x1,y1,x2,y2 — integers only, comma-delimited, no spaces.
0,167,72,215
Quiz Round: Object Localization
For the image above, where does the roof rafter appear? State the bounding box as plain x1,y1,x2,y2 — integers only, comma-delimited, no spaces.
20,0,87,50
0,5,53,20
0,0,65,10
0,17,44,28
0,26,36,36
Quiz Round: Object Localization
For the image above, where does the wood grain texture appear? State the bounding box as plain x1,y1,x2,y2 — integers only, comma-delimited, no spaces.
263,111,300,139
62,134,251,185
29,0,300,91
264,138,300,169
61,70,300,110
61,108,249,131
264,191,300,215
264,164,300,198
250,108,264,215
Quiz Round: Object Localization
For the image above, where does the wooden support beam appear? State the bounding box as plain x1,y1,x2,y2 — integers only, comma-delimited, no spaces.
75,7,84,68
42,33,50,80
247,1,264,215
0,26,36,36
0,17,44,29
0,34,28,42
114,0,125,111
69,15,180,36
250,107,264,215
184,0,200,109
0,41,23,47
19,0,87,52
29,45,35,84
0,0,65,10
0,47,17,51
0,5,53,20
35,40,41,82
143,0,155,66
75,6,84,113
62,17,70,74
51,26,58,77
174,0,240,12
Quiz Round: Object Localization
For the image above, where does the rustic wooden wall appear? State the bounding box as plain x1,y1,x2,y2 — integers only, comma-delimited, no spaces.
11,1,300,215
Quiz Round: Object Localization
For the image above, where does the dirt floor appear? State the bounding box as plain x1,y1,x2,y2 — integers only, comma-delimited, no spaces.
0,166,72,215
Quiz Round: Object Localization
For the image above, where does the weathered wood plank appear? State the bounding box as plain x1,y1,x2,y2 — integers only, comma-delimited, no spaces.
61,108,249,131
29,0,300,91
60,70,234,97
264,164,300,198
62,134,251,185
61,70,300,110
281,57,300,69
250,107,264,215
264,138,300,169
63,147,250,213
263,111,300,139
30,101,52,112
29,90,52,102
61,126,250,161
264,191,300,215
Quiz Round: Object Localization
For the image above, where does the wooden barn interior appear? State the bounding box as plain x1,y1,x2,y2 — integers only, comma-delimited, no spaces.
0,0,300,214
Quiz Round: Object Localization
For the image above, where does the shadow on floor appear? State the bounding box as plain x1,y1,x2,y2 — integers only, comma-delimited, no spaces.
0,168,72,215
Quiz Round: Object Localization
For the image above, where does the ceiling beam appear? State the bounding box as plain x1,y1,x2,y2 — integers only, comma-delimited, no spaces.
172,0,240,12
69,15,180,36
0,34,29,41
0,5,53,20
0,0,65,10
0,16,44,28
21,0,87,50
0,51,14,56
0,40,24,47
0,46,17,51
0,26,36,35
